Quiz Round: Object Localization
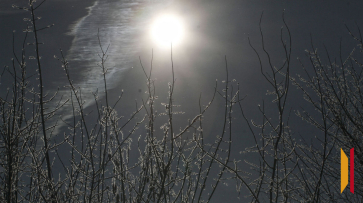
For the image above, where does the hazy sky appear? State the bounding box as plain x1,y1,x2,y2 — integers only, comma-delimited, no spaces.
2,0,363,88
1,0,363,200
2,0,363,169
2,0,363,175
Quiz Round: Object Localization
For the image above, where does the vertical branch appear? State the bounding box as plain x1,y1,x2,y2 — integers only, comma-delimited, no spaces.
29,1,56,201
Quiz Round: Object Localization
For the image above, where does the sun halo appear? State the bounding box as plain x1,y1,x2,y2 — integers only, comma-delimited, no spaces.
150,14,184,47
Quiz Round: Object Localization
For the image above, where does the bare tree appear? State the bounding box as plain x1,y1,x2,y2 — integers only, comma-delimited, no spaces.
290,23,363,202
1,1,241,202
2,1,363,202
244,11,363,202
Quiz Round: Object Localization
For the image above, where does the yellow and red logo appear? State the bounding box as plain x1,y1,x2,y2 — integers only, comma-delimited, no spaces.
341,148,354,193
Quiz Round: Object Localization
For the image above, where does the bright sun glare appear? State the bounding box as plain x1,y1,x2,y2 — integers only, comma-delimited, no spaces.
151,14,184,47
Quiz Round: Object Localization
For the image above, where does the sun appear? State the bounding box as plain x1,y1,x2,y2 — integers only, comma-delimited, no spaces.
150,14,184,47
